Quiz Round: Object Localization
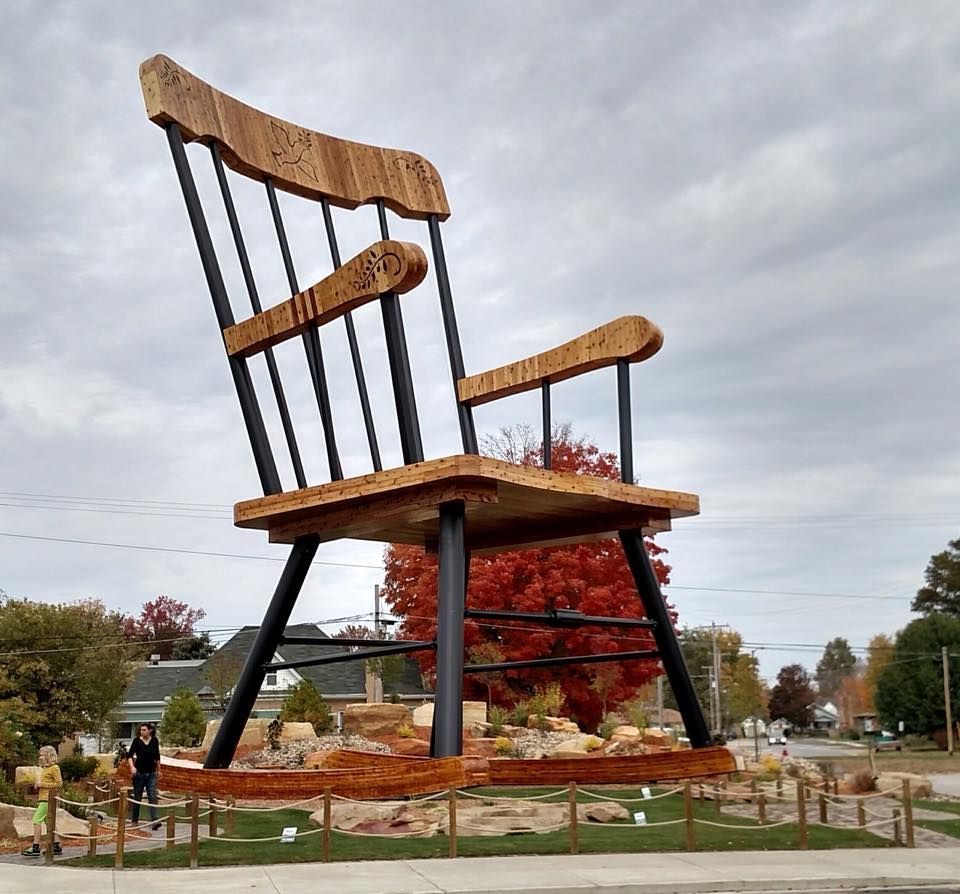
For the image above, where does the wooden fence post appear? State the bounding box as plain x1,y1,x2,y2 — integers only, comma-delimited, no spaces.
44,788,57,865
684,782,695,851
776,775,783,800
698,783,704,804
322,788,331,864
892,807,902,846
714,781,722,816
88,814,98,858
208,797,217,838
166,807,175,849
448,787,458,858
796,781,808,849
568,782,579,855
818,792,827,825
189,793,199,869
901,779,914,848
857,798,866,828
757,793,767,825
115,787,128,870
226,797,236,835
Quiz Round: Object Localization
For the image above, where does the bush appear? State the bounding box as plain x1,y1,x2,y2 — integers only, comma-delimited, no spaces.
852,769,877,793
279,680,333,735
488,706,507,736
493,736,514,757
60,755,98,782
60,783,91,819
396,723,415,738
904,733,936,751
847,729,860,741
266,718,283,751
114,740,128,769
622,699,648,732
0,775,25,806
598,712,625,740
510,701,531,728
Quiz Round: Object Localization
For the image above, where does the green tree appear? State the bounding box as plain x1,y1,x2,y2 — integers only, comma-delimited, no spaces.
159,686,206,746
768,664,815,728
912,538,960,616
863,633,894,712
172,632,216,660
875,614,960,736
815,637,857,697
0,598,135,745
278,680,333,735
723,652,767,725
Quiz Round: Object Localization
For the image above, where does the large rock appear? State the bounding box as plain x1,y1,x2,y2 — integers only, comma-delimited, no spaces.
610,725,641,742
202,718,270,751
550,736,593,758
342,703,411,738
279,722,316,743
580,802,630,823
642,728,671,746
411,701,486,729
527,716,579,734
875,771,932,799
0,804,18,839
309,801,399,830
4,803,90,837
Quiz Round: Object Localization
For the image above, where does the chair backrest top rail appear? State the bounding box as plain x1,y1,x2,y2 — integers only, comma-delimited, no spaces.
140,54,450,220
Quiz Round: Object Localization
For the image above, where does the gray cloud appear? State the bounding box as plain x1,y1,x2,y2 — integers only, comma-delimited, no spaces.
1,1,958,681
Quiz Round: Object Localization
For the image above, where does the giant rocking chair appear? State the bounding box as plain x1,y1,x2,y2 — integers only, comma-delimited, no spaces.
140,56,713,769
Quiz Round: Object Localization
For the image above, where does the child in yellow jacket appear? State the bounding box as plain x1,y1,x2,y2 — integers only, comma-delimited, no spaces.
21,745,63,857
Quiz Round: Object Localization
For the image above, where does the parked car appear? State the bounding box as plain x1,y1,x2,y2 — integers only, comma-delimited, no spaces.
873,732,902,752
767,734,787,745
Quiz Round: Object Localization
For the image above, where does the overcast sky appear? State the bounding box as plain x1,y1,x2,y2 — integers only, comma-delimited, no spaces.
1,1,958,684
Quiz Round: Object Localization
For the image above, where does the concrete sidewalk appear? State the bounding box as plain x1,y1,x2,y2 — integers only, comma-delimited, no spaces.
4,849,960,894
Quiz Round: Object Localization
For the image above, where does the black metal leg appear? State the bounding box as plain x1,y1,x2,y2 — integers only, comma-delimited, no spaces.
204,536,319,768
431,501,467,757
619,530,711,748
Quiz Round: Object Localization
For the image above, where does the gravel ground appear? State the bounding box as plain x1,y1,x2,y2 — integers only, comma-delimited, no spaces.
230,735,391,769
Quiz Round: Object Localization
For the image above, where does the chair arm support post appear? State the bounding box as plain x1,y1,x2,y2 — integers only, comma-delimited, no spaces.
617,359,633,484
542,380,552,469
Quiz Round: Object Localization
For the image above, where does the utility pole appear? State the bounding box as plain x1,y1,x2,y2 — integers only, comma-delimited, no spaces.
944,647,954,756
711,622,722,736
374,584,382,639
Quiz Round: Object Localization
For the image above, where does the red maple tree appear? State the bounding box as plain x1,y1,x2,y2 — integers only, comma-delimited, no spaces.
382,427,672,729
122,595,206,659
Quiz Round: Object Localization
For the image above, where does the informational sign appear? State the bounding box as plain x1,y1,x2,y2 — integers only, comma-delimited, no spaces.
633,811,647,826
281,826,297,843
641,787,652,800
898,721,905,732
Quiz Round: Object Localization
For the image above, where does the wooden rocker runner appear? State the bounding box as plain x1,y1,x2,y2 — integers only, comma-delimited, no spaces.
140,55,729,779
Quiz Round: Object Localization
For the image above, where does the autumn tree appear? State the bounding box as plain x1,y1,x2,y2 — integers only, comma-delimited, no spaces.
468,642,508,708
0,598,135,745
815,637,857,697
875,614,960,736
768,664,815,728
332,625,406,699
723,651,767,726
912,538,960,616
203,649,244,711
835,674,869,728
383,426,667,729
123,595,206,659
863,633,894,712
588,663,622,717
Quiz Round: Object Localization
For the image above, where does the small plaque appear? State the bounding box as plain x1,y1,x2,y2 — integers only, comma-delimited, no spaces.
641,787,652,800
633,810,647,826
280,826,297,843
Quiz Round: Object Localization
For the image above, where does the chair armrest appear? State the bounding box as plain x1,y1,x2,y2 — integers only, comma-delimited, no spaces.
456,315,662,407
223,240,427,356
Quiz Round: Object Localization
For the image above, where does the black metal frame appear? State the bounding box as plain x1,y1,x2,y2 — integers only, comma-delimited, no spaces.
161,122,708,767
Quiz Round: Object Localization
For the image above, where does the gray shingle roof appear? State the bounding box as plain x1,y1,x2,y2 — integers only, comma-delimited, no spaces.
123,624,430,702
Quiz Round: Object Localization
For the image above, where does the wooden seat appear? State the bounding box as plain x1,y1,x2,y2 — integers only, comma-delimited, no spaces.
235,454,697,552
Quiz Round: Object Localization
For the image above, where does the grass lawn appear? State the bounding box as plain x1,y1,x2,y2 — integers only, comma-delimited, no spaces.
64,786,889,869
830,752,960,775
912,797,960,839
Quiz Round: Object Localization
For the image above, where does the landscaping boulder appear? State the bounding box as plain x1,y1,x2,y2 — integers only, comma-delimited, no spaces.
411,701,486,729
0,804,18,839
202,718,270,750
342,703,411,738
527,716,579,734
580,802,630,823
874,771,932,799
550,736,592,758
279,722,316,743
610,725,641,742
8,804,89,837
309,801,398,830
642,728,671,747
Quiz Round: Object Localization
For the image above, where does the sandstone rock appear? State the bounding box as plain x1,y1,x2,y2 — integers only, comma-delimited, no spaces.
342,703,412,738
15,766,39,787
452,802,566,836
580,802,630,823
302,750,331,770
550,736,592,758
391,737,431,757
309,801,399,830
411,701,486,729
610,725,641,742
642,728,671,746
874,771,932,799
527,715,579,734
604,738,650,756
6,804,89,837
202,718,270,751
279,722,316,743
499,724,525,739
0,804,18,839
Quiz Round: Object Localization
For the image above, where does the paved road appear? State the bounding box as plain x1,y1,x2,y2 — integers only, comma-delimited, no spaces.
727,737,867,759
6,849,960,894
930,774,960,797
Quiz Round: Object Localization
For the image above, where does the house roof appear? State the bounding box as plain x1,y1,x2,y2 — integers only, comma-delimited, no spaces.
123,624,430,703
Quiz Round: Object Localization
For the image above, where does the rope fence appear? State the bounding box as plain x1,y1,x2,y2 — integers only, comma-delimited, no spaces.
61,775,915,869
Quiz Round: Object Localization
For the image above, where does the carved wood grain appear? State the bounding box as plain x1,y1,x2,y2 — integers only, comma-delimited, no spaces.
223,240,428,356
457,315,664,407
140,55,450,219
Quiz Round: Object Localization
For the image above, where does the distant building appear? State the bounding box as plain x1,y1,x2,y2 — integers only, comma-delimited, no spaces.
741,717,767,739
809,699,839,734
